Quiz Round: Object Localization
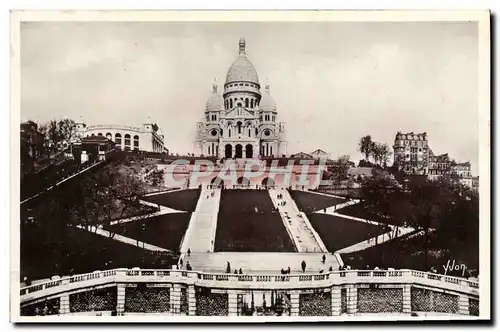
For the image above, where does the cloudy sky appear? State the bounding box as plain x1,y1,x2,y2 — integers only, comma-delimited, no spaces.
21,21,479,174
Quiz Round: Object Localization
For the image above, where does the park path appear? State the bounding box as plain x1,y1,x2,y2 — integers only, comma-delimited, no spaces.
335,226,417,254
21,161,103,205
75,225,171,252
107,200,184,227
309,193,418,255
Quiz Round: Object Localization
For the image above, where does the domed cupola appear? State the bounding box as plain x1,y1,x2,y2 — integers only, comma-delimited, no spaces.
225,38,260,85
260,85,276,112
205,84,223,112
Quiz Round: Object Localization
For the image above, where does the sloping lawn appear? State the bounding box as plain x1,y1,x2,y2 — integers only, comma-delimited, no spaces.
105,213,191,251
308,214,386,252
142,189,201,212
289,190,347,213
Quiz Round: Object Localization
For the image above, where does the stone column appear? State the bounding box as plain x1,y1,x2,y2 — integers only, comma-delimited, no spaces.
188,285,196,316
402,284,412,314
458,294,470,316
59,293,70,315
228,290,238,316
346,285,357,315
331,286,342,316
290,291,300,316
170,284,181,315
116,284,126,316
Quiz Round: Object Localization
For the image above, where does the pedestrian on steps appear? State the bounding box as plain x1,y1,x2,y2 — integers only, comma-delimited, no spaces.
322,254,326,264
187,248,191,257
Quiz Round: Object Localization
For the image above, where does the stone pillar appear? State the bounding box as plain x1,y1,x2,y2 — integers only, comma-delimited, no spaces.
458,294,470,316
170,284,181,315
331,286,341,316
188,285,196,316
346,285,357,315
228,290,238,316
402,284,412,314
59,293,70,315
290,291,300,316
116,284,126,316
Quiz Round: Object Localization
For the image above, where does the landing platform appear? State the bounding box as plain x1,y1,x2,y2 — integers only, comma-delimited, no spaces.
181,252,340,275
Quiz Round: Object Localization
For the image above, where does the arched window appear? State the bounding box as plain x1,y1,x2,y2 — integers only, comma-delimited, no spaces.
248,128,251,137
250,99,254,108
230,99,233,108
245,98,249,108
124,134,131,151
133,135,139,150
98,133,103,136
228,128,231,137
237,122,242,134
115,133,122,146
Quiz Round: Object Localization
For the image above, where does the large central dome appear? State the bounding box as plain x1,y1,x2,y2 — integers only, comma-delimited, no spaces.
225,38,260,85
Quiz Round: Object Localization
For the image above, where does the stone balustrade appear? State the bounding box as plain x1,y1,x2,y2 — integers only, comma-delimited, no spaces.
19,268,480,317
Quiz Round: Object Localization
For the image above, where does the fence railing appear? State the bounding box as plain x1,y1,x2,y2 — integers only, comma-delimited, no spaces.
20,267,479,302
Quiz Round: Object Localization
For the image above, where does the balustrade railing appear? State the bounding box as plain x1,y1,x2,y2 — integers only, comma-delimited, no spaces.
20,268,479,301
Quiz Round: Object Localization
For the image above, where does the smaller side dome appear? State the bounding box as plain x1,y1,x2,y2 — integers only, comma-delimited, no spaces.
259,85,276,112
206,84,223,112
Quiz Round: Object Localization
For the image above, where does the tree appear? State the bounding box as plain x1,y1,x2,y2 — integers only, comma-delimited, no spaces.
57,118,76,147
145,168,165,187
66,162,148,240
359,135,373,162
371,143,392,167
46,120,61,153
327,155,351,186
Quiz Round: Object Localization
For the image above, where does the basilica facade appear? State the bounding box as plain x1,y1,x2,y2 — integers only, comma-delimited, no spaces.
194,38,287,159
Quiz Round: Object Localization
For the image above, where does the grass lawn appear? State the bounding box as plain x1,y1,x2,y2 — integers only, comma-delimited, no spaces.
105,213,191,251
21,225,176,282
289,190,347,213
215,212,296,252
142,189,200,212
219,189,276,213
307,214,386,252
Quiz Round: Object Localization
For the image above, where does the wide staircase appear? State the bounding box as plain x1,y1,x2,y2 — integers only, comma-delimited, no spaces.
180,188,220,255
269,189,327,254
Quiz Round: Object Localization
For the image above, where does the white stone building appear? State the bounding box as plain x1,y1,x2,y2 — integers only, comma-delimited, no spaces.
75,123,167,153
194,38,287,158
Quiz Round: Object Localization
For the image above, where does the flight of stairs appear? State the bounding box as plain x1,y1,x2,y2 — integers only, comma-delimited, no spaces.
269,189,328,253
180,188,220,255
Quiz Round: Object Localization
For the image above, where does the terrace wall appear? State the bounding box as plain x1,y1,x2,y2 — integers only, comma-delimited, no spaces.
19,268,479,318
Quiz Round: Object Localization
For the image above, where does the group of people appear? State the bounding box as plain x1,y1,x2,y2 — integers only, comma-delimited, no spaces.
226,262,244,275
178,258,192,271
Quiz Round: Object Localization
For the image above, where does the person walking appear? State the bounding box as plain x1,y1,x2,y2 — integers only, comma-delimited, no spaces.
187,248,191,257
301,260,306,273
322,254,326,264
239,268,243,275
